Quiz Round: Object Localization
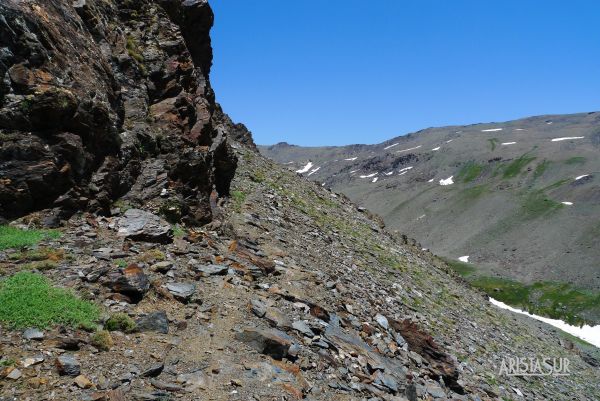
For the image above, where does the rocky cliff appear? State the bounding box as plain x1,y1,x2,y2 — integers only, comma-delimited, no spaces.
0,0,237,225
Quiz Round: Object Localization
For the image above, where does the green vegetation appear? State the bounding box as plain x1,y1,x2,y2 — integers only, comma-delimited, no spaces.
542,179,570,191
488,138,499,151
0,358,16,367
521,190,563,218
444,256,600,326
115,259,127,268
444,258,476,277
126,35,144,63
469,276,600,326
231,190,247,212
565,156,586,165
0,272,99,329
0,226,60,251
503,153,536,179
459,185,488,202
105,313,137,333
533,160,551,179
172,225,186,238
457,161,485,183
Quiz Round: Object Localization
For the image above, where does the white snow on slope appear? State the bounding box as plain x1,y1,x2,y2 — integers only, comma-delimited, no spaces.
360,173,378,178
372,177,378,183
307,167,321,176
514,128,525,131
398,171,408,176
551,136,584,142
432,146,441,151
384,143,399,150
384,171,394,176
489,298,600,348
396,145,422,153
296,162,313,173
575,175,590,181
458,256,470,263
439,176,454,186
350,170,357,174
428,178,435,183
446,139,453,143
399,166,413,173
501,142,516,145
482,128,503,132
562,202,573,206
344,157,358,161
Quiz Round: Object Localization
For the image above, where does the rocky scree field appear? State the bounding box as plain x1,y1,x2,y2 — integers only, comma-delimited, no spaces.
0,0,599,400
260,113,600,325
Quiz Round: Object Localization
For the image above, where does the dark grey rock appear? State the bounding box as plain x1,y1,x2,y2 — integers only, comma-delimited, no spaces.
165,282,196,302
196,264,228,276
136,311,169,334
55,355,81,377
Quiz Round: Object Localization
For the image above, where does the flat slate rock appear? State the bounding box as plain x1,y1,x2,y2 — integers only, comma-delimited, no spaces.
115,209,173,243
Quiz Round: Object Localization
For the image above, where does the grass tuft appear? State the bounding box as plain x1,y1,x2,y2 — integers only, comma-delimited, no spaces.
565,156,586,165
0,226,60,251
105,313,137,333
0,272,99,329
231,190,247,212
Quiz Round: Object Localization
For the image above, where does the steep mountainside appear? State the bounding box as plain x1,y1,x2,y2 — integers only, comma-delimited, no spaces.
1,1,599,401
260,113,600,322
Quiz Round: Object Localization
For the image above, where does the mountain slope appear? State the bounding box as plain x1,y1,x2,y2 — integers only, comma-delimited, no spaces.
260,113,600,323
0,1,599,400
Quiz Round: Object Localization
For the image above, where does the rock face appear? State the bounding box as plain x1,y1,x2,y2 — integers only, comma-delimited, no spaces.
0,0,237,224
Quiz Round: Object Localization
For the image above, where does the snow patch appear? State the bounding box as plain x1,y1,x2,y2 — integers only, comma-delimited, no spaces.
344,157,358,161
296,162,313,173
439,176,454,186
349,170,357,174
561,202,573,206
551,136,584,142
359,173,378,178
489,298,600,348
396,145,422,153
482,128,503,132
575,174,590,181
384,171,394,176
399,166,413,173
446,139,453,143
307,167,320,176
427,178,434,183
384,143,400,150
514,128,525,131
398,171,408,176
501,142,516,145
432,146,441,151
458,256,469,263
372,177,378,183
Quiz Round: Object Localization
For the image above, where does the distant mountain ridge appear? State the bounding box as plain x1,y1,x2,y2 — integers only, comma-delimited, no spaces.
260,111,600,323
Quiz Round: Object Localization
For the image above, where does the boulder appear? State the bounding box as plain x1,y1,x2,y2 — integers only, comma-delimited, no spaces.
235,328,296,360
115,209,173,243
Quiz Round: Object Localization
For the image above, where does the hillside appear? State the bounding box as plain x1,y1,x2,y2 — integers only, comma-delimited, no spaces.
260,113,600,324
0,1,599,400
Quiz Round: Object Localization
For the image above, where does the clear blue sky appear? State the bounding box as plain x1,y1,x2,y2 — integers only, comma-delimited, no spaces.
210,1,600,146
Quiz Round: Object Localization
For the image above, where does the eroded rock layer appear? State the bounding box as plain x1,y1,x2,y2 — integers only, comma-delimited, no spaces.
0,0,237,225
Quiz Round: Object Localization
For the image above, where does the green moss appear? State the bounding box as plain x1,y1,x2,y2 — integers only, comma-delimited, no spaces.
105,313,136,333
533,160,551,179
21,260,58,271
521,190,563,218
0,226,60,251
0,272,99,329
443,258,476,277
126,36,144,63
172,225,186,238
459,185,488,202
231,190,247,212
0,358,16,367
468,275,600,326
115,259,127,268
457,161,484,183
503,153,536,179
565,156,586,165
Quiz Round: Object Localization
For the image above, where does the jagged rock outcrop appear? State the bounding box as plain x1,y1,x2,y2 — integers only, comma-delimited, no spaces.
0,0,237,225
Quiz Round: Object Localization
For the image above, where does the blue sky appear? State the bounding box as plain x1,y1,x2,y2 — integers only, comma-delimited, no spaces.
210,1,600,146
